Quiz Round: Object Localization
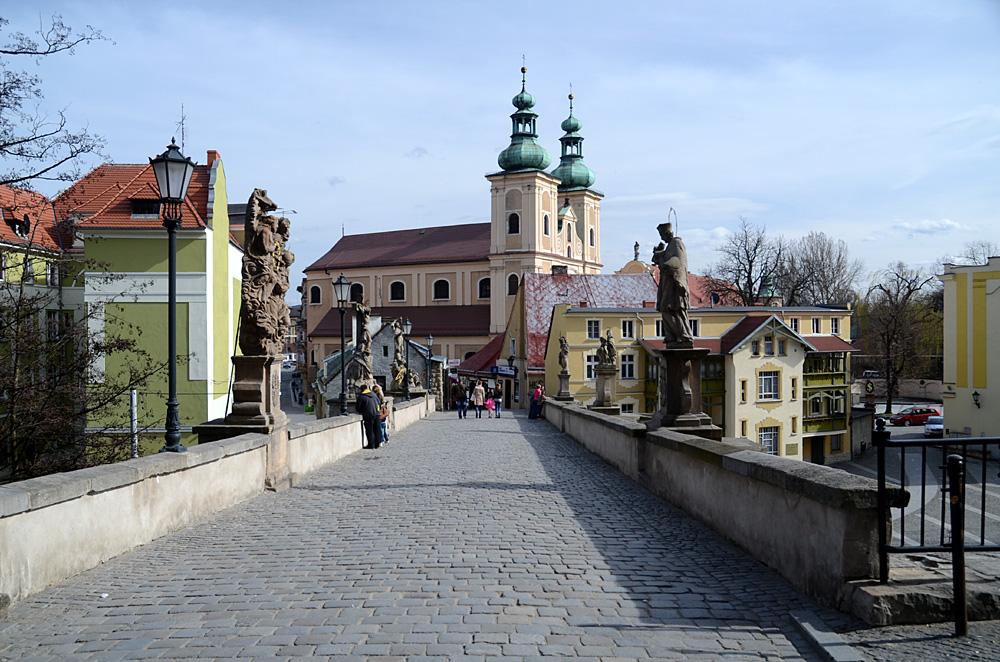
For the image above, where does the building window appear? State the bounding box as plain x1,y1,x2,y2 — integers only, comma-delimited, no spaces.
567,245,572,258
589,227,595,247
764,335,774,355
740,420,747,437
791,416,798,434
621,403,634,414
758,371,779,400
812,318,821,334
543,215,550,235
0,254,5,281
740,379,747,403
778,339,786,355
46,262,60,286
690,319,699,337
587,320,601,339
831,434,842,452
478,277,490,299
510,338,516,357
831,317,840,336
507,273,519,296
383,346,389,357
789,317,799,333
309,285,321,304
621,319,634,338
810,397,823,416
620,354,635,380
389,281,406,301
508,213,520,234
22,258,33,282
130,199,160,218
432,279,451,301
759,426,779,455
751,340,760,356
586,354,599,379
791,377,797,400
655,319,663,337
349,282,364,303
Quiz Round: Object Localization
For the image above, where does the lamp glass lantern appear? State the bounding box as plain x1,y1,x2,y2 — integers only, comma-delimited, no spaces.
973,390,981,408
333,274,351,307
150,138,196,206
403,318,413,400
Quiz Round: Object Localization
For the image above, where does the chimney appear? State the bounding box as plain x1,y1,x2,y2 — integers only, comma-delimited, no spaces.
579,301,588,308
642,300,656,308
552,265,568,275
206,150,220,168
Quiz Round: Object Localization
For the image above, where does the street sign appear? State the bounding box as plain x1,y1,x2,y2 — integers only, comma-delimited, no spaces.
865,380,874,394
495,365,515,377
447,359,460,367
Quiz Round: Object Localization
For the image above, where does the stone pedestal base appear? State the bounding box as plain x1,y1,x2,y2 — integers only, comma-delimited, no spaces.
554,371,574,401
646,345,722,441
593,365,618,407
228,355,287,427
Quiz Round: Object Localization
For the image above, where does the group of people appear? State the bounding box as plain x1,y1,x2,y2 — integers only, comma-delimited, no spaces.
450,378,504,419
356,383,390,449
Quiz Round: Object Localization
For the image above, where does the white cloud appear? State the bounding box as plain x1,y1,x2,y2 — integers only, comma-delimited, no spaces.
891,219,967,236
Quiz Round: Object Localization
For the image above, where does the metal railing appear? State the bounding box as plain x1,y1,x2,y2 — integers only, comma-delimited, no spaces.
874,420,1000,636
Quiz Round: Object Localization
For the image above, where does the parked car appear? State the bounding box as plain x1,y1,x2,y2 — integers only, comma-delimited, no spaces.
924,415,944,438
890,406,941,426
862,370,881,379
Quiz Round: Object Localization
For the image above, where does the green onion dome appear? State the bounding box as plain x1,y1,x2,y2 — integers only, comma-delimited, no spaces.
498,67,552,172
550,93,595,190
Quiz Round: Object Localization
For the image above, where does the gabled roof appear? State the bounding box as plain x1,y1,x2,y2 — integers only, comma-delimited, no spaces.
309,304,490,340
523,272,658,369
53,156,216,231
457,333,504,374
0,186,70,252
807,335,855,352
305,223,491,271
716,314,853,354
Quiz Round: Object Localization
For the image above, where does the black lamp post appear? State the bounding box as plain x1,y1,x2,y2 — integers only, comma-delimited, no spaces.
403,317,413,400
150,139,195,454
426,333,434,389
973,390,981,409
333,273,351,415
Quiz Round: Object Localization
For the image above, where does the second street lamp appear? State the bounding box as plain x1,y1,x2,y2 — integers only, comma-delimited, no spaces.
333,273,351,416
403,317,413,400
150,138,196,454
425,333,433,389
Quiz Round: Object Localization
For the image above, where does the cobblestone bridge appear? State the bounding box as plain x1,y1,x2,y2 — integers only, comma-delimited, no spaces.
2,411,997,661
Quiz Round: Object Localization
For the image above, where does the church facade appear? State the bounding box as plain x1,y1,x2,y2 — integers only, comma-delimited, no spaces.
302,68,604,374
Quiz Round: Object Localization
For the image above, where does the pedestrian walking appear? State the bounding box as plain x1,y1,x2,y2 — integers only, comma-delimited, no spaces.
493,385,503,418
485,395,495,418
472,380,486,418
355,385,383,449
451,378,468,419
528,383,544,419
373,383,389,443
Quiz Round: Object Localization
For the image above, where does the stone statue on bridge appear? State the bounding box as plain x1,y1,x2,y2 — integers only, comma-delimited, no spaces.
652,221,693,346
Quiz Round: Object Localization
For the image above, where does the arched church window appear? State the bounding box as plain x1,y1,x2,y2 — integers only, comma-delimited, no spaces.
389,280,406,301
309,285,322,305
589,227,595,247
478,277,491,299
507,273,519,296
433,279,451,301
508,213,520,234
543,215,550,236
349,283,364,303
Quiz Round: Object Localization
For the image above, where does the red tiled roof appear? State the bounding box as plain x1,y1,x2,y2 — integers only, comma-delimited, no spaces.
806,335,855,352
304,223,491,271
0,186,69,252
53,157,216,231
651,268,742,307
523,273,658,369
457,333,504,374
719,315,773,354
309,305,490,339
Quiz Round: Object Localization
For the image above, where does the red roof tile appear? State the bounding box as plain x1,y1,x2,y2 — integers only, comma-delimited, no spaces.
304,223,491,271
806,335,855,352
0,186,69,252
53,157,216,231
457,333,504,374
523,273,657,369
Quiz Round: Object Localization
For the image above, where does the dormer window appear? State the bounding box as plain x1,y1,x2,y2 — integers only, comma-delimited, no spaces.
131,199,161,219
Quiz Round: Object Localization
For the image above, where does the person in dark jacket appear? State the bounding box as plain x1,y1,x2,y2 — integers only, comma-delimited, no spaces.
356,385,383,449
451,379,468,419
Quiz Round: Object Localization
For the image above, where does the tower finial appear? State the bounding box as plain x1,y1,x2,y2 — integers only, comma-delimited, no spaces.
568,83,574,113
521,56,527,88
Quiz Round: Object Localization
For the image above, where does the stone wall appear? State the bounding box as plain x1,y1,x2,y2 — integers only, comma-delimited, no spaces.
542,399,901,615
0,395,434,609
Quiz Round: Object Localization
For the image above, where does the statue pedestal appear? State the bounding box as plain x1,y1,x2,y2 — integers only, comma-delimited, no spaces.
646,345,721,440
588,365,620,415
553,371,574,401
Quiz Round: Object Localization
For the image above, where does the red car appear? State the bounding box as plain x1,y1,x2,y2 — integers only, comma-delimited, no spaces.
890,406,941,426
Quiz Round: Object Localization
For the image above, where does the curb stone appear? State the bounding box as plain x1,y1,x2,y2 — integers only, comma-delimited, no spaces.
792,610,867,662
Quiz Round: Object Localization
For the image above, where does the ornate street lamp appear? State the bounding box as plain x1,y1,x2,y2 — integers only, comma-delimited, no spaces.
150,139,196,453
426,333,434,389
403,317,413,400
333,273,351,415
973,390,981,409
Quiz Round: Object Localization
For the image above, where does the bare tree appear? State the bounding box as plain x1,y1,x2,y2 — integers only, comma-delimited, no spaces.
704,217,786,306
777,231,864,306
856,262,937,415
0,14,108,189
955,239,998,266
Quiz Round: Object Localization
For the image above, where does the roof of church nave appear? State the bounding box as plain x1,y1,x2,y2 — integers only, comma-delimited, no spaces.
305,222,491,271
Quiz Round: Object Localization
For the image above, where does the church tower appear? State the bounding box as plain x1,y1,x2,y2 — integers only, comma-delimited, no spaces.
486,70,603,333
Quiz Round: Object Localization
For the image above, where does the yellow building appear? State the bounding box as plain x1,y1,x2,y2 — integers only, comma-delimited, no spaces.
542,303,855,464
940,258,1000,437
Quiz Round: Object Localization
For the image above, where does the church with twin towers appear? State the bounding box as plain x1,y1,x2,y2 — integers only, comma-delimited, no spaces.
302,67,605,365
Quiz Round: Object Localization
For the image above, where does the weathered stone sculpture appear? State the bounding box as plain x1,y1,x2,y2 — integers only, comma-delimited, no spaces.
343,297,374,398
558,335,569,371
605,329,616,367
389,317,421,394
555,335,573,401
239,189,293,356
651,222,693,346
647,221,720,439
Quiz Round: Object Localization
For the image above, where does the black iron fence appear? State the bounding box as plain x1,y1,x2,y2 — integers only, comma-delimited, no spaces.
874,421,1000,635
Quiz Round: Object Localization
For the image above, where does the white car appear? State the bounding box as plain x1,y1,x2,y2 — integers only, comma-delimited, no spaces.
924,415,944,438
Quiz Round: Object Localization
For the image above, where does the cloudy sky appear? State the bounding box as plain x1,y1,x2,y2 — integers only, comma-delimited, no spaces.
9,1,1000,291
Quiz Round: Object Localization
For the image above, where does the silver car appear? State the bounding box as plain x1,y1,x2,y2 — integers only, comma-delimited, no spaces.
924,415,944,438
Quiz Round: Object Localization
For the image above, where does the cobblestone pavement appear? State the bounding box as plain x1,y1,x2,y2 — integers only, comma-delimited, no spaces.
0,410,982,661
